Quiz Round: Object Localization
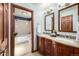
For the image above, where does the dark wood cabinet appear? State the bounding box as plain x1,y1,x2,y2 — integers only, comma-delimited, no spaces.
62,44,73,56
74,48,79,56
38,37,56,56
56,42,73,56
55,42,63,56
45,39,52,56
38,36,79,56
51,41,56,56
38,37,45,55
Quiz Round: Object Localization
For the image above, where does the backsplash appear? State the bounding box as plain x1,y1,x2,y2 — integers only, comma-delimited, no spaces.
57,33,76,40
43,31,76,40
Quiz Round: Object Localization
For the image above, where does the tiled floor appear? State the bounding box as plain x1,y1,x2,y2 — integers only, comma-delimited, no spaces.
15,41,42,56
15,35,32,56
15,42,42,56
14,35,42,56
15,42,31,56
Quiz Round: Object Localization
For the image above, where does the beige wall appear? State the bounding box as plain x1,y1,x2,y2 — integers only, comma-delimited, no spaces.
15,19,31,37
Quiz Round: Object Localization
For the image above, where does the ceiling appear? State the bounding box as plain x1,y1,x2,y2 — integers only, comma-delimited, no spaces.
15,8,31,18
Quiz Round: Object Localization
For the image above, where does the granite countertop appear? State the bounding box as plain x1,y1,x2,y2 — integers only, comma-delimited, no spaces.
38,34,79,48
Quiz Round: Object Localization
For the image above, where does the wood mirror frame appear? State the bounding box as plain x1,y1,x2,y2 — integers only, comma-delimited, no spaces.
58,3,79,32
44,13,54,32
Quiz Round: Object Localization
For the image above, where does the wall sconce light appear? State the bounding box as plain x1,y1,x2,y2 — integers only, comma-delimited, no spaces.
58,3,65,7
50,9,53,12
58,3,70,8
44,8,53,15
64,3,70,6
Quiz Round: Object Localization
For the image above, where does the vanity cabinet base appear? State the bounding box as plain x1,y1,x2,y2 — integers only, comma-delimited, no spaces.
38,37,45,55
45,39,52,56
74,48,79,56
56,42,73,56
38,36,79,56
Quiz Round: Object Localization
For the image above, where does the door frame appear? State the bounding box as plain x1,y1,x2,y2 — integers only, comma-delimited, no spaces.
10,4,34,56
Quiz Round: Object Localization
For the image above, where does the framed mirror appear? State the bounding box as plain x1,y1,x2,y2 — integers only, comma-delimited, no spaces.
58,4,78,33
44,13,54,32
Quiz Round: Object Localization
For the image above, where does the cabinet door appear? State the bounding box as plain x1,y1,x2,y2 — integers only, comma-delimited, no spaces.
51,41,56,56
62,45,73,56
38,37,45,55
74,48,79,56
56,42,73,56
45,39,52,56
56,43,63,56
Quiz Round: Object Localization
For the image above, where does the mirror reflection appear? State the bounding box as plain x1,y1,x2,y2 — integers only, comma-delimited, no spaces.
45,13,54,32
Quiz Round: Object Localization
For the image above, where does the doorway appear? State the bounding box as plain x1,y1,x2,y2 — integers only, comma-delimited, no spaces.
10,4,34,56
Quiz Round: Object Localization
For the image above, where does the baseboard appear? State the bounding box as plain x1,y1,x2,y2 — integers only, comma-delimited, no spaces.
32,49,38,53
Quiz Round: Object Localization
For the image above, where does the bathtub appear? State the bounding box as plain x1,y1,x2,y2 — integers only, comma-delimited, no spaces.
15,34,31,45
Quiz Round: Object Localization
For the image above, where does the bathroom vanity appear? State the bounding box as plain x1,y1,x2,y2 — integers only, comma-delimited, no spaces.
38,34,79,56
38,3,79,56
